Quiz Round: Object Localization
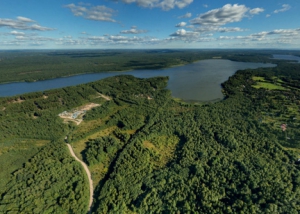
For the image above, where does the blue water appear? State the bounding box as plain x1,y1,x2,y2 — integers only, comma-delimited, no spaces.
272,54,300,63
0,59,275,101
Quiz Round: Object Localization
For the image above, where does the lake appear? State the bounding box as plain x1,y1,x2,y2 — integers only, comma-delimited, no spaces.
0,59,275,102
272,54,300,63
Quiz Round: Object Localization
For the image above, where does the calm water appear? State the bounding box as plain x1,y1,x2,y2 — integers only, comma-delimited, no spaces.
272,54,300,63
0,59,275,102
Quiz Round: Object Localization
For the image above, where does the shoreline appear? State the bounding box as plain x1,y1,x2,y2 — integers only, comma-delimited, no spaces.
0,61,193,86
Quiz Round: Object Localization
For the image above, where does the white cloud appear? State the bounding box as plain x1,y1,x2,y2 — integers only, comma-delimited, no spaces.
249,8,264,15
274,4,291,14
64,3,117,22
17,16,35,22
178,12,192,19
194,26,247,33
216,28,300,43
120,26,148,34
175,22,187,27
0,17,54,31
169,29,199,41
203,4,208,8
81,34,161,46
10,30,25,36
218,27,246,33
111,0,193,11
190,4,249,26
266,14,271,18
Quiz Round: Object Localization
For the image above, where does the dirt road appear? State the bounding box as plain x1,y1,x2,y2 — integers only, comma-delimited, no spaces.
67,144,93,213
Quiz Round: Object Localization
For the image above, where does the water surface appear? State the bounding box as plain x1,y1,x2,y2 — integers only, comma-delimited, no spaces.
272,54,300,63
0,59,275,102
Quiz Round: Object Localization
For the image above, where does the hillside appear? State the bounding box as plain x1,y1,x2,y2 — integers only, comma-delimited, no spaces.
0,61,300,213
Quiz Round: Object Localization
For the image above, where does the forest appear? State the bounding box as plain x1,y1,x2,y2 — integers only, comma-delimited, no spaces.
0,51,300,213
0,49,299,84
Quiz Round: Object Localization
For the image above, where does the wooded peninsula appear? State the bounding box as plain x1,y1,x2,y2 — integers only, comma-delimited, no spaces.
0,50,300,213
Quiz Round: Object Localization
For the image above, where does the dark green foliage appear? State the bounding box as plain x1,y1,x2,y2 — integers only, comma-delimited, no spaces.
0,50,220,84
0,141,89,213
84,137,123,166
1,51,300,214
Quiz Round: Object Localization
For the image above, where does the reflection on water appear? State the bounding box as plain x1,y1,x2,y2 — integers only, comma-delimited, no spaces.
0,59,275,102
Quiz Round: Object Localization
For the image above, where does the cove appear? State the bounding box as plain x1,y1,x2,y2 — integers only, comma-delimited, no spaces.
0,59,275,102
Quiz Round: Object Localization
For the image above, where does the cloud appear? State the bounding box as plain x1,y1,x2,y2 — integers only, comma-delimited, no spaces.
168,29,215,43
81,34,161,46
10,30,25,36
120,26,148,34
193,26,247,34
190,4,249,26
249,8,264,15
17,16,35,22
274,4,291,13
216,28,300,43
266,14,271,18
175,22,187,27
0,17,54,31
14,35,56,42
170,29,199,40
64,3,117,22
203,4,208,8
217,27,246,33
178,12,192,19
111,0,193,11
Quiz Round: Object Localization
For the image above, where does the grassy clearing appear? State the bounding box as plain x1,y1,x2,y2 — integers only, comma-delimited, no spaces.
72,126,117,161
252,76,288,90
144,135,179,168
252,76,266,81
252,82,287,90
90,163,107,190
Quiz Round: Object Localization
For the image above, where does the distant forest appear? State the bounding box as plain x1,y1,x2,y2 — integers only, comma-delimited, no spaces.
0,50,300,213
0,49,299,84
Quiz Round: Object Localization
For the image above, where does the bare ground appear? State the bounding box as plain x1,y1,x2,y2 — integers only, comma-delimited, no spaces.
67,144,93,213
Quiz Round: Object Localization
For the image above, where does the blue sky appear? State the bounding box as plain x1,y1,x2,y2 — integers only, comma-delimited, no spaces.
0,0,299,49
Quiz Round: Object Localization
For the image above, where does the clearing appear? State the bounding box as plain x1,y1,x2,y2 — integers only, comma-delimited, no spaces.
58,103,100,125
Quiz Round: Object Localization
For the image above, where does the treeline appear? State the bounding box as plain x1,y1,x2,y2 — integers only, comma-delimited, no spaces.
0,49,225,84
2,49,297,84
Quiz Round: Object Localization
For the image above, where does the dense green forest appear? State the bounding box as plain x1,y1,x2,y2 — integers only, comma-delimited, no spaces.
0,49,213,83
0,49,299,84
0,51,300,213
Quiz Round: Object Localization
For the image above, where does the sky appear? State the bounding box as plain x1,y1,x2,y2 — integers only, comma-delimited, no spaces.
0,0,299,49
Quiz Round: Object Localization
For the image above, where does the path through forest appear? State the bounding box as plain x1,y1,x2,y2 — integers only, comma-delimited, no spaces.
67,144,93,213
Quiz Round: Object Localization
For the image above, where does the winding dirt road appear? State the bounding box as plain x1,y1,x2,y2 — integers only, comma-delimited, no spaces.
67,144,93,213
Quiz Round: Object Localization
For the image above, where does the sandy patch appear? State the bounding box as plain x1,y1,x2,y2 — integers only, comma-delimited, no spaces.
58,103,100,125
97,93,111,101
9,98,25,104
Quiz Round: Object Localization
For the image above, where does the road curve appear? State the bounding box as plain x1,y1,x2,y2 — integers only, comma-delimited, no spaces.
67,144,93,213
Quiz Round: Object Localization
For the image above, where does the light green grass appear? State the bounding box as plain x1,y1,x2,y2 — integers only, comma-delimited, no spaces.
252,82,287,90
252,76,266,81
